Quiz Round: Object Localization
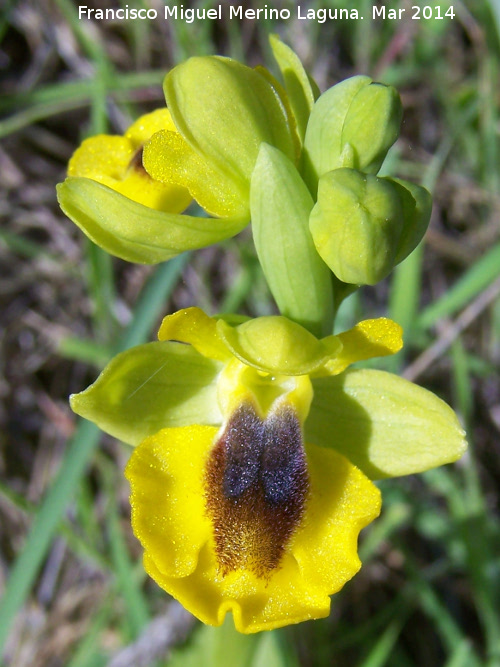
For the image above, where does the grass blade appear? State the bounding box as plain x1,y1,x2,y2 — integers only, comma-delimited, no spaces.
0,255,189,658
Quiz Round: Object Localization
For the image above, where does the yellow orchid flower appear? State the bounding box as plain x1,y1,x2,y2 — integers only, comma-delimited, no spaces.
57,51,297,265
66,108,192,212
57,105,251,264
70,308,466,633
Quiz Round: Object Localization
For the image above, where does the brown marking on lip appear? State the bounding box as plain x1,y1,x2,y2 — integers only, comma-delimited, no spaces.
128,146,148,175
204,402,309,579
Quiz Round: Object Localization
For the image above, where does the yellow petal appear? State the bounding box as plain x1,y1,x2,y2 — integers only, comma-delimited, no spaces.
144,129,248,218
68,135,133,182
113,169,191,212
67,111,191,212
158,307,230,362
125,425,215,578
291,442,381,592
322,318,403,375
126,425,380,633
125,108,178,147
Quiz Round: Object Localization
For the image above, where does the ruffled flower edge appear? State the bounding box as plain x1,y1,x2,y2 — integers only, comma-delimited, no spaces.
125,424,381,633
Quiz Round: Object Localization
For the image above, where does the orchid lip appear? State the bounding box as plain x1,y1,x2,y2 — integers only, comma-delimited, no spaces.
205,401,309,578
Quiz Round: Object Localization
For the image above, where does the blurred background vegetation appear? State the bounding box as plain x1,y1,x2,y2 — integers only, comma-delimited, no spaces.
1,0,500,665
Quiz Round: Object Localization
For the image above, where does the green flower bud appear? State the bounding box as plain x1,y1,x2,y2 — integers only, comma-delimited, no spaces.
303,76,403,192
309,168,429,285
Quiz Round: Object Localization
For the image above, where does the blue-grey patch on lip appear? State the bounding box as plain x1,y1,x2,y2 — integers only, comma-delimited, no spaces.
222,403,263,499
205,401,309,577
260,405,307,506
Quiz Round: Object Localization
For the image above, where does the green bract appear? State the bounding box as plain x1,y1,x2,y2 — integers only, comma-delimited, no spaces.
269,34,318,143
303,76,402,192
251,143,333,337
309,169,432,285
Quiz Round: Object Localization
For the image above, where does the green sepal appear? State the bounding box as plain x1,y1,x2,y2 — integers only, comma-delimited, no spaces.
307,369,467,479
309,169,404,285
341,82,402,173
303,75,369,190
269,34,316,142
164,56,296,190
70,342,223,446
216,316,341,375
390,178,432,264
251,144,333,338
57,177,248,264
303,76,402,191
